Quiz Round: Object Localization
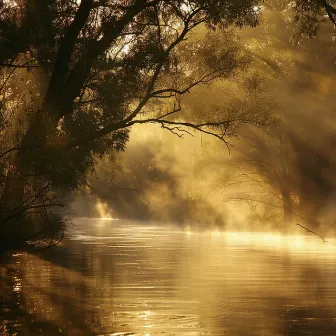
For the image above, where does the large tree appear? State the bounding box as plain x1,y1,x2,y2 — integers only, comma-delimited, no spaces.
0,0,262,249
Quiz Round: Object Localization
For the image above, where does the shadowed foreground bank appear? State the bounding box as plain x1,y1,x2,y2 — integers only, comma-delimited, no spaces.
1,219,336,335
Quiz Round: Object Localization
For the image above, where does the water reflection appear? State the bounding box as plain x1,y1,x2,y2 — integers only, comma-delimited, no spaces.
1,219,336,335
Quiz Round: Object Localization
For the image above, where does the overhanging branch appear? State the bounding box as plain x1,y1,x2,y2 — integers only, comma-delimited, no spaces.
126,118,233,150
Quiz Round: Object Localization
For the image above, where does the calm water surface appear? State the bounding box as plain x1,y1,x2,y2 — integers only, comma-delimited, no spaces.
1,219,336,335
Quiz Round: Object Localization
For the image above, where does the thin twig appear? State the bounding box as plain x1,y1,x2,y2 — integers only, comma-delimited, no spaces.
296,223,327,243
28,233,64,253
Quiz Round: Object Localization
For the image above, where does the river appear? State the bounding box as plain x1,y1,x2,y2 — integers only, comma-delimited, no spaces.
0,218,336,335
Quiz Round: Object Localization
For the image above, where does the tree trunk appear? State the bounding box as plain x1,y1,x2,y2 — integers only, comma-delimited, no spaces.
1,114,49,217
1,150,24,218
280,187,293,224
289,134,330,227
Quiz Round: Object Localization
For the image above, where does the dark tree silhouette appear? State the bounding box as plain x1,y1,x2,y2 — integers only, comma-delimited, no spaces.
0,0,261,250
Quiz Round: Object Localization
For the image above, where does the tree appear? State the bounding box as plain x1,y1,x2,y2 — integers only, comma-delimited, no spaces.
232,0,336,228
186,0,336,228
258,1,336,227
0,0,261,250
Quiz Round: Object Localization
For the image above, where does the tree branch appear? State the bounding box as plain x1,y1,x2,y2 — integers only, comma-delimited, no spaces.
317,0,336,24
297,223,327,243
58,0,161,117
127,118,233,149
44,0,95,108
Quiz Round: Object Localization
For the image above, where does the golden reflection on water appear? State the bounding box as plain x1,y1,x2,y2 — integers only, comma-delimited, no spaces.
1,220,336,335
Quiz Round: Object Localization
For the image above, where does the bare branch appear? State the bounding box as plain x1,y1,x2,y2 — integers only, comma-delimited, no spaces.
151,69,223,99
297,223,327,243
157,107,182,119
126,118,233,150
123,7,206,124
